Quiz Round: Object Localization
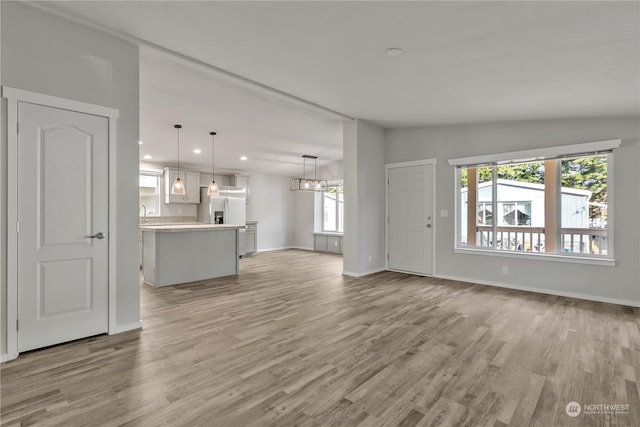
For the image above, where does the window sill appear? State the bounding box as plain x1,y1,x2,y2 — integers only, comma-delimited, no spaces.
454,247,615,267
314,232,343,236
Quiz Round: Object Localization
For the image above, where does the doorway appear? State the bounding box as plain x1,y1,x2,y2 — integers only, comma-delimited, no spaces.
4,87,119,357
386,160,436,276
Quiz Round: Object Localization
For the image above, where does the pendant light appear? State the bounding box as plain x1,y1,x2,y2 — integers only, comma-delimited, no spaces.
207,131,219,197
171,124,185,195
290,155,328,191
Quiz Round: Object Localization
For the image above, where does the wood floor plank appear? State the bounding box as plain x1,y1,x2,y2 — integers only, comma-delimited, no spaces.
1,249,639,426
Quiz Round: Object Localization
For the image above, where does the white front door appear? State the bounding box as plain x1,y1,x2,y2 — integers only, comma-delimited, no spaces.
387,163,434,275
17,102,109,352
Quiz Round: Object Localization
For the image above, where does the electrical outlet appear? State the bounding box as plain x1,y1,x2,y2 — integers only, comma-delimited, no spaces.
368,255,372,263
502,265,509,274
177,208,183,215
334,241,338,246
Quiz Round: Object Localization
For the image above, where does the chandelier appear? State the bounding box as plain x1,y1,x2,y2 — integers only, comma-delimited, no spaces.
290,155,328,192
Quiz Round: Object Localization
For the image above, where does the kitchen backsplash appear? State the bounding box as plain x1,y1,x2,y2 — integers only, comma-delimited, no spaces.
139,216,197,225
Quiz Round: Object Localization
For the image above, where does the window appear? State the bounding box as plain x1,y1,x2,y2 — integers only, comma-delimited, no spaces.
560,156,608,255
139,173,161,217
501,202,532,226
322,185,344,233
452,140,618,260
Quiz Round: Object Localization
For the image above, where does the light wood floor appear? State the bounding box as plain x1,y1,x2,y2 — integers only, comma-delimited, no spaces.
1,249,639,426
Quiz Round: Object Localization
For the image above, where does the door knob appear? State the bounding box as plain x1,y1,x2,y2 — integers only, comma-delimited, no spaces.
426,224,432,228
88,232,105,239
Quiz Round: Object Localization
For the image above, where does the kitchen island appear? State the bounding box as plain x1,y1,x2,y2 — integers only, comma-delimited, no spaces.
140,224,245,287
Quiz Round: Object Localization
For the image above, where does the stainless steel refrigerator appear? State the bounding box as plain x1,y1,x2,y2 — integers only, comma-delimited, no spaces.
197,186,247,256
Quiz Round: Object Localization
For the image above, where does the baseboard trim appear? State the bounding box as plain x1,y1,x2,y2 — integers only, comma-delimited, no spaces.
1,353,18,363
258,246,315,253
113,321,143,334
257,246,294,253
435,273,640,307
2,323,143,363
342,268,386,278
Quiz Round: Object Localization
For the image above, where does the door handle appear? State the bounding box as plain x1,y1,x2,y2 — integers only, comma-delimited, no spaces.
426,224,432,228
88,232,105,239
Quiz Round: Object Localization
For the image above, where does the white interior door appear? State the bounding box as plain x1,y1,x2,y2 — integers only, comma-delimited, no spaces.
17,101,109,352
387,163,434,275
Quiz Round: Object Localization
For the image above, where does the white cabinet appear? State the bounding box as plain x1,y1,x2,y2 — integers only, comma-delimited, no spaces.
314,233,343,254
164,168,200,204
141,227,240,287
246,222,258,255
231,174,251,205
185,171,200,203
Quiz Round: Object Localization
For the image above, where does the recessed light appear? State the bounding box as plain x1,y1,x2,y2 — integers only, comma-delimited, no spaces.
143,155,152,160
193,149,202,154
386,47,403,57
240,156,248,161
138,140,143,145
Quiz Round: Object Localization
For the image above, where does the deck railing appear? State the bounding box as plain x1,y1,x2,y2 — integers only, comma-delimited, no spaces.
477,226,545,252
475,226,607,255
560,228,607,255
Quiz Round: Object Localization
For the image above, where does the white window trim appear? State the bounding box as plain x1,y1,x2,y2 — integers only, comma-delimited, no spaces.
454,247,615,267
321,183,344,234
451,141,617,266
139,171,162,218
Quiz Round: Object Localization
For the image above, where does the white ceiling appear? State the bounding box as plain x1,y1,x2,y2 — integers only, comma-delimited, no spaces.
36,1,640,175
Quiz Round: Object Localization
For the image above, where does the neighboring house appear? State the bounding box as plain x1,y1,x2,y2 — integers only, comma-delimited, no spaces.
460,179,592,246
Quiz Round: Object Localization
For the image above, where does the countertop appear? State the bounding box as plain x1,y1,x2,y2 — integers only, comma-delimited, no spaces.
140,224,245,232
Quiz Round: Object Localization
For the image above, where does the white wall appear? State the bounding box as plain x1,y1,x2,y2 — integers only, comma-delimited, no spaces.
319,159,344,183
1,2,141,356
343,119,386,276
293,192,315,250
246,173,295,251
386,116,640,305
0,1,5,357
343,120,359,272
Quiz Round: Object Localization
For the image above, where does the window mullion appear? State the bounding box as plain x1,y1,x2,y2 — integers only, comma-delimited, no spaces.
491,165,498,249
554,160,562,253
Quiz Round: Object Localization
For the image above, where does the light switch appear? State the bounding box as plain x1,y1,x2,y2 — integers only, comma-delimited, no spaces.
440,210,449,218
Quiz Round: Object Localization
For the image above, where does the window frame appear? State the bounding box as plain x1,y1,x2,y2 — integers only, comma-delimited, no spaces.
321,184,344,234
139,171,162,218
450,140,619,266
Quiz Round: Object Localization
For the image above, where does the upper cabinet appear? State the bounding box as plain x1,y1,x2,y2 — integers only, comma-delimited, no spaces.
164,168,200,204
231,174,251,205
